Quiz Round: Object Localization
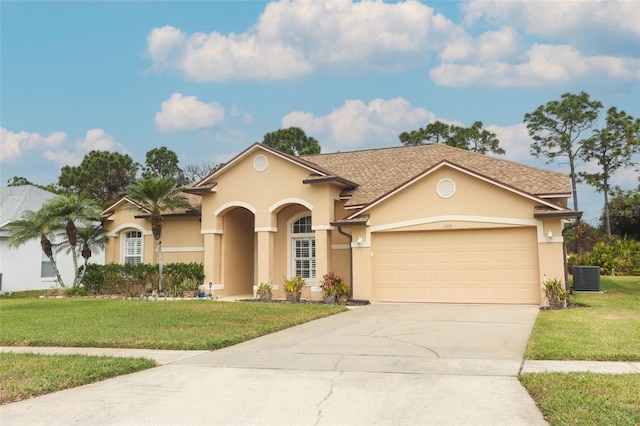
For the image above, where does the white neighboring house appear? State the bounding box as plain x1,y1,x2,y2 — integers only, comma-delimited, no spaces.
0,185,105,293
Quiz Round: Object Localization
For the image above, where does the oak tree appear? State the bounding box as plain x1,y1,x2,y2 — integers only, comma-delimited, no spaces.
262,127,321,156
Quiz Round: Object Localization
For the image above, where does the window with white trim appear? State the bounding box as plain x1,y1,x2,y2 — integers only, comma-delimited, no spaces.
123,231,142,264
291,215,315,280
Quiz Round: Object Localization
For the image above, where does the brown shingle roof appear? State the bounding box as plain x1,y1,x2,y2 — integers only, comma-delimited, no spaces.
301,144,570,208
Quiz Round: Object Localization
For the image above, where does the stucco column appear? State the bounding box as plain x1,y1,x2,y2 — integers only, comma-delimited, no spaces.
314,228,331,282
256,230,275,285
203,232,222,287
352,245,372,300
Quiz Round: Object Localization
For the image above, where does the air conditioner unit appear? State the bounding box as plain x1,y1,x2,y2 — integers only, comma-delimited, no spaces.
573,266,601,291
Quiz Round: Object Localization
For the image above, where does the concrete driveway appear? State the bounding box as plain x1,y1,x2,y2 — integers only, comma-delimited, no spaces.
0,303,546,426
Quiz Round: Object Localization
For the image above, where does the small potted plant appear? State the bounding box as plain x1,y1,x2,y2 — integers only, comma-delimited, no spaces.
256,282,273,302
320,272,342,304
544,278,568,309
336,281,351,304
284,276,305,302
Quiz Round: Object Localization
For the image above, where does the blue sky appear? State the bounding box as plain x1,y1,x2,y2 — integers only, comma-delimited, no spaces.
2,0,639,223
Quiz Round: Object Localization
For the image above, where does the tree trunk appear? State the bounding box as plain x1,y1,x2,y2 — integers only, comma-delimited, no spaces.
41,235,66,287
569,156,580,221
65,220,80,287
71,247,79,287
604,182,612,240
157,238,163,292
50,256,66,289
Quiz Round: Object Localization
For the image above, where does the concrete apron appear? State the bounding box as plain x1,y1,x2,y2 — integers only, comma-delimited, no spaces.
0,303,547,426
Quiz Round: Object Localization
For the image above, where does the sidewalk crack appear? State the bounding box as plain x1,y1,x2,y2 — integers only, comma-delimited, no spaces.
315,357,343,426
382,335,440,358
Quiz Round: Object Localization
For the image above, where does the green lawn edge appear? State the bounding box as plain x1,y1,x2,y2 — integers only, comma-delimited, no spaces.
0,352,156,405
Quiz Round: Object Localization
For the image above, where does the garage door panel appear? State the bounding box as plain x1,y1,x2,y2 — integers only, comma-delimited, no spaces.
373,228,540,304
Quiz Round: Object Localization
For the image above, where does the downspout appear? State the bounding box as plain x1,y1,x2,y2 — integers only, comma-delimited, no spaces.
337,226,354,297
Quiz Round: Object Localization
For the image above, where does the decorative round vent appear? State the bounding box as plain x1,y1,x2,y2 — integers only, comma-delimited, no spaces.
436,178,456,198
253,155,268,172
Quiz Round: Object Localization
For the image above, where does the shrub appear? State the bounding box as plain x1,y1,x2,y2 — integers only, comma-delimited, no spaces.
544,278,568,301
256,282,273,301
284,276,305,293
569,238,640,275
63,286,87,297
80,262,205,296
165,277,200,298
81,263,106,294
320,272,350,299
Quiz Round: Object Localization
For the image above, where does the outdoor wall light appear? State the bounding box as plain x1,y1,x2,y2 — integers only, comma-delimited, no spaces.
357,236,363,247
547,230,553,241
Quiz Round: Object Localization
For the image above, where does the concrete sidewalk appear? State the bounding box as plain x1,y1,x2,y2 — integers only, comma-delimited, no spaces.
2,346,638,373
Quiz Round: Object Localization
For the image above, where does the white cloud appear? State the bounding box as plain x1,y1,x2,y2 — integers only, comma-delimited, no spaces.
435,1,640,89
146,0,460,81
78,128,123,151
462,1,640,46
43,149,83,167
282,97,432,150
44,128,127,167
154,93,225,132
485,123,533,162
0,128,67,163
439,27,521,63
431,43,640,88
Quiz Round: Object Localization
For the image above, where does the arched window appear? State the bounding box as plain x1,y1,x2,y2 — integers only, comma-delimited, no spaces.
123,231,142,264
291,215,315,280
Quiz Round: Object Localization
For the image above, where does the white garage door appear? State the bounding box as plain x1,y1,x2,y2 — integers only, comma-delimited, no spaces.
373,227,540,304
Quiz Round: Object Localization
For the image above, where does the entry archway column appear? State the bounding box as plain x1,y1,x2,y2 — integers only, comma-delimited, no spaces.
255,228,276,286
203,230,222,288
312,226,332,282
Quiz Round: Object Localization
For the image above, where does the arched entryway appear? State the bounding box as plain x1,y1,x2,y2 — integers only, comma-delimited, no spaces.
221,207,255,296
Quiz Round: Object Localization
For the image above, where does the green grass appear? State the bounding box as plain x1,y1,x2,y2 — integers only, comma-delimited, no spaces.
0,298,347,350
0,352,155,405
525,276,640,361
519,373,640,426
521,276,640,425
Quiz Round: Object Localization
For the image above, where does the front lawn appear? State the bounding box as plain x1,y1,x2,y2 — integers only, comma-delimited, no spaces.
520,276,640,425
525,276,640,361
520,372,640,425
0,297,346,403
0,352,155,405
0,298,347,350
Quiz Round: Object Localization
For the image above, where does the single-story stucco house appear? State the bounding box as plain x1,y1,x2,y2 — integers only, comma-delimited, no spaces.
0,185,105,293
102,143,579,305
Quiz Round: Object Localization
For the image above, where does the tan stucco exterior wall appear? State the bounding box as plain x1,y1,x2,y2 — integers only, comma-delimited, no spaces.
104,208,203,266
347,166,568,305
199,149,346,299
102,149,570,306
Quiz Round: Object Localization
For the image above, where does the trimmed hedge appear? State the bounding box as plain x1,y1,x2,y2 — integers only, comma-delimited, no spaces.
81,262,204,296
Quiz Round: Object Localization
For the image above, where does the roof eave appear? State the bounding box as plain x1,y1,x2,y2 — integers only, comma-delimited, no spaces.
330,215,370,227
302,175,358,188
533,210,583,219
183,185,217,194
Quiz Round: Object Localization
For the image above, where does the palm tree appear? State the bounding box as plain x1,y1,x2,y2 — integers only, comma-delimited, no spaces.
46,194,102,287
9,209,66,287
59,222,106,285
124,177,192,292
